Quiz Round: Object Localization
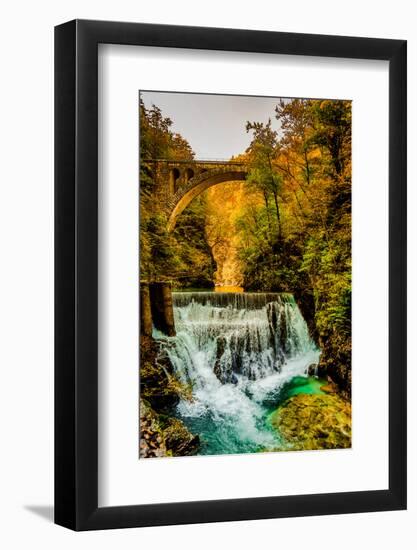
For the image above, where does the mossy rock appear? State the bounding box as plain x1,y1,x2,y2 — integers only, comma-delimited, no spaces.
163,417,200,457
140,335,181,412
270,393,351,451
140,334,195,413
139,399,200,458
140,357,181,412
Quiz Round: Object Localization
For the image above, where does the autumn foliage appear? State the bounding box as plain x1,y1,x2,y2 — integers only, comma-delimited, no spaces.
140,97,352,394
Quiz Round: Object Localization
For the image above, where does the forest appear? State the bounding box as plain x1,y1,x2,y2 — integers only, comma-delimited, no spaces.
139,95,352,458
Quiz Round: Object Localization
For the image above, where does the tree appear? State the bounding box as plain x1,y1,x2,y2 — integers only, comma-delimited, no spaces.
245,119,284,244
139,97,214,287
230,99,352,394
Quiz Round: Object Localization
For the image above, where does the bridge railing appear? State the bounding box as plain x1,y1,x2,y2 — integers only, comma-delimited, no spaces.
143,158,246,165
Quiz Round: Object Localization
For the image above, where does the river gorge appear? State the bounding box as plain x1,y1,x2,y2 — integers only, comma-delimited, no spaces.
139,95,352,459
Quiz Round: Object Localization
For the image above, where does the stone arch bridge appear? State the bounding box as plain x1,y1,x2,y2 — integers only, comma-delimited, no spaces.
145,159,247,232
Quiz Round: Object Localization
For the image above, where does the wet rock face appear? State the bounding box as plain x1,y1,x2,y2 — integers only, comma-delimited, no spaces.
140,335,180,412
271,393,351,450
139,399,200,458
307,363,318,377
213,336,235,384
317,332,351,398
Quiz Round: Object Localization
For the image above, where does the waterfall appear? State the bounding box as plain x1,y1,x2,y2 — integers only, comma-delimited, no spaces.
154,291,320,455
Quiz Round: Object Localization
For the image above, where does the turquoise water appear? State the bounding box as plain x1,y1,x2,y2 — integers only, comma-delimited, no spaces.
277,376,326,401
179,375,326,455
156,291,321,456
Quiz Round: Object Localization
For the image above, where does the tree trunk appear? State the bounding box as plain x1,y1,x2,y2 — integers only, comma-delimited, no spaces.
272,190,282,241
266,153,282,242
263,191,273,238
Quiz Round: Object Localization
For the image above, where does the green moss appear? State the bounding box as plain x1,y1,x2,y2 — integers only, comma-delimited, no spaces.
163,417,200,456
140,356,180,412
270,393,351,451
140,334,194,413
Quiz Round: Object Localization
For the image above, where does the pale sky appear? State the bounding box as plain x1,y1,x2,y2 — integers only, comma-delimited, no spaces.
140,91,283,160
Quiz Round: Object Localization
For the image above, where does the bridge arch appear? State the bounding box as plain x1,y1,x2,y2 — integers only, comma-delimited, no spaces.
166,166,247,232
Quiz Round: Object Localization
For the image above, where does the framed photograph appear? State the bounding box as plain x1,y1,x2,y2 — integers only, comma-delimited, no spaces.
55,20,406,530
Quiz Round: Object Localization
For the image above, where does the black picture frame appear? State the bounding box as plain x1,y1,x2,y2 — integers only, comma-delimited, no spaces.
55,19,407,531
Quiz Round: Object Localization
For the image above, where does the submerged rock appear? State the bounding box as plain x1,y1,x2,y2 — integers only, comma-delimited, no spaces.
270,393,351,450
321,381,338,394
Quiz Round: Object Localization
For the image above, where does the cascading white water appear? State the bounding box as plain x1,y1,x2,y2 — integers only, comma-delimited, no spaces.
154,291,320,455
